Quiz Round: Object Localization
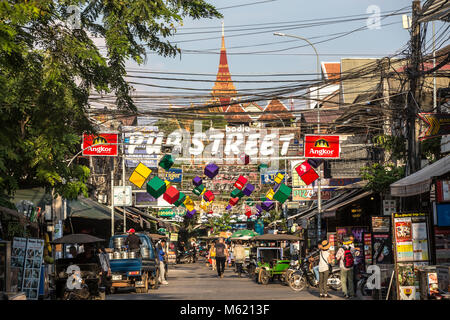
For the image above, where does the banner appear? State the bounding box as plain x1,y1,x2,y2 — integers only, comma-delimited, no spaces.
304,135,340,158
371,216,390,233
123,126,159,168
82,133,118,156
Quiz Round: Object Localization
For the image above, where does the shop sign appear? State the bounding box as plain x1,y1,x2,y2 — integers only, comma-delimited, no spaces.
161,168,183,183
170,233,178,242
436,180,450,202
304,135,340,159
260,170,286,184
134,191,156,207
371,216,390,233
292,188,331,201
418,112,450,140
113,186,132,206
82,133,118,156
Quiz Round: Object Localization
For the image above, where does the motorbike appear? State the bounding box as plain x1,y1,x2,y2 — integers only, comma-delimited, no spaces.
287,257,342,292
356,271,373,298
176,249,194,264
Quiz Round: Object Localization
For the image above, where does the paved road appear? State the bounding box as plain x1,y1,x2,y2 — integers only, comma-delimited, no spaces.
107,258,346,300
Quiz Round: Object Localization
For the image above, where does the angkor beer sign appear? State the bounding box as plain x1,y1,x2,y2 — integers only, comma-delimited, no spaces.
304,135,340,159
82,133,118,156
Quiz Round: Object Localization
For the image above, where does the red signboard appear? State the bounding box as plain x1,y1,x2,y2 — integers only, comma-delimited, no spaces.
82,133,118,156
304,135,340,159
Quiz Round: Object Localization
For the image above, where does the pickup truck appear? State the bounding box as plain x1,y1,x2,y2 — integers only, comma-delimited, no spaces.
108,233,160,293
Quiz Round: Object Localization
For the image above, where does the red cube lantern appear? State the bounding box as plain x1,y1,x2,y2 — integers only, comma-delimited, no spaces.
234,175,248,190
229,197,239,206
163,186,180,204
203,190,215,202
300,168,319,185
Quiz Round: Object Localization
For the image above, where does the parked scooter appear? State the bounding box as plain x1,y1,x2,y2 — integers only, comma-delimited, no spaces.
356,271,372,298
287,257,341,292
176,249,194,264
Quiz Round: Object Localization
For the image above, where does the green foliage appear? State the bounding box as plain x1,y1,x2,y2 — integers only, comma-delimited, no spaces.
360,163,405,194
373,134,406,160
205,213,232,234
420,137,442,163
0,1,221,203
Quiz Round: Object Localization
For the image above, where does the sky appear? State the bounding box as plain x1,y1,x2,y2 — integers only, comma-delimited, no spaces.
116,0,446,110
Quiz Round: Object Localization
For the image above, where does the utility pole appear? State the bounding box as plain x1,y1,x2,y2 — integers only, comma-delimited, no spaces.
111,169,114,237
406,0,422,176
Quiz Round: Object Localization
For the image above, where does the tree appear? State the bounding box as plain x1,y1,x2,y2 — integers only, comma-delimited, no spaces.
0,1,221,204
360,163,405,194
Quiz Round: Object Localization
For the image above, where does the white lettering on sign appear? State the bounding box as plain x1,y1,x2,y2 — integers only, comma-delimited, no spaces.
89,145,113,154
308,148,335,156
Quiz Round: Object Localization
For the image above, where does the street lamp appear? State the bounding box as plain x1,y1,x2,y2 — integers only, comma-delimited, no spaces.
274,32,323,243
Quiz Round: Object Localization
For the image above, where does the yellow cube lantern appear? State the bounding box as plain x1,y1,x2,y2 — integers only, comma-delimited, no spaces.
274,173,285,184
129,163,152,188
184,196,194,211
135,163,152,178
164,179,171,188
266,189,275,200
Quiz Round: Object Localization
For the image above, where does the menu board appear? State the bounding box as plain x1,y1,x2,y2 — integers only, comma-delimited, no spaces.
11,238,44,300
393,213,430,300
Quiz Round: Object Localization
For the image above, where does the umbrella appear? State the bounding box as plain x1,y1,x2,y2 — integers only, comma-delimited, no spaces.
230,229,258,239
51,233,105,244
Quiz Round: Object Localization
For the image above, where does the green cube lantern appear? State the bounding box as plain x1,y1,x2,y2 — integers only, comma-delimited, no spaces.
273,183,292,204
246,198,254,206
193,184,205,196
230,188,244,199
174,192,186,207
258,164,268,172
146,176,167,199
159,154,175,170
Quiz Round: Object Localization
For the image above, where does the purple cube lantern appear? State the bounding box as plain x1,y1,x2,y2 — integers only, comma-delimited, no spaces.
192,176,202,187
242,183,255,196
204,163,219,179
226,205,232,211
261,200,274,212
186,209,197,218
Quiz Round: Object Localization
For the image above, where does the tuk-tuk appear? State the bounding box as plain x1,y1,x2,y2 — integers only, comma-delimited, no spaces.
51,234,106,300
249,234,302,285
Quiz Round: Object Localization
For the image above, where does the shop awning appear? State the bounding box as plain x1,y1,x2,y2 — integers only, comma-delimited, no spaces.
287,189,361,221
390,155,450,197
323,190,373,215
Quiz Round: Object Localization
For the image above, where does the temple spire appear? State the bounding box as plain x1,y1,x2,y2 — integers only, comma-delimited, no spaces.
211,21,237,112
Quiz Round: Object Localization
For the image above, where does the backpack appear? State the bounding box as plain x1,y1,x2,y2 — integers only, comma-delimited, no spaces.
343,248,354,268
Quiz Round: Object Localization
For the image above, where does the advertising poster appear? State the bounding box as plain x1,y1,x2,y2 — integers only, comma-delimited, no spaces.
372,233,392,264
304,135,340,159
395,218,412,242
412,222,429,261
372,216,390,233
363,233,372,266
12,238,44,300
11,237,27,287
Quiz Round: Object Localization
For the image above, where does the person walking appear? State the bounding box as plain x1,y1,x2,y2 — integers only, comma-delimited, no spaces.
97,247,112,295
209,243,216,271
158,240,169,285
233,241,246,277
336,237,358,298
215,238,228,278
318,240,333,298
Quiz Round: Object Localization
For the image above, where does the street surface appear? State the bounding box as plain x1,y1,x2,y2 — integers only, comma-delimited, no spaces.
107,258,345,300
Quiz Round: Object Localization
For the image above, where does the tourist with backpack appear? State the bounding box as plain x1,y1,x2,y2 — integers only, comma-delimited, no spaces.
336,237,359,298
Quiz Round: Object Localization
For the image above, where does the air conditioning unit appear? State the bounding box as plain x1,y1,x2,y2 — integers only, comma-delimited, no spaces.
98,194,107,204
